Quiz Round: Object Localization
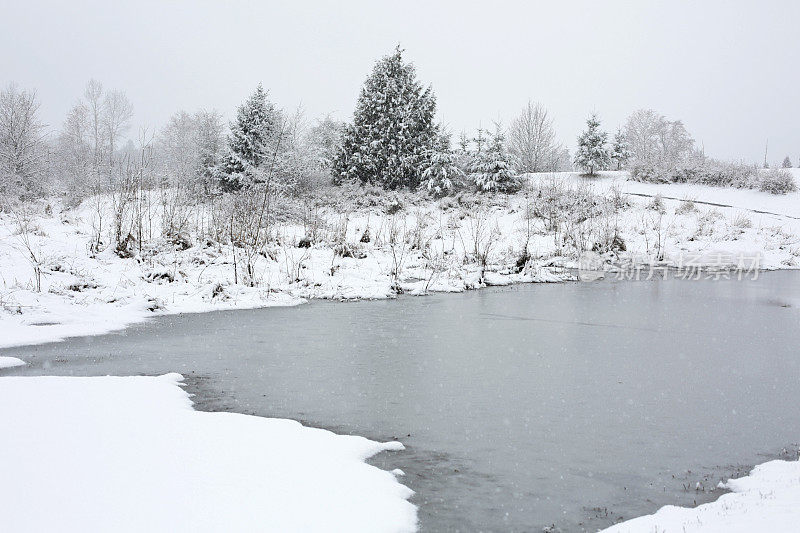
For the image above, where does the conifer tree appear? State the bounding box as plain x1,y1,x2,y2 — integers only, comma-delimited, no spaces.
220,84,279,190
782,156,792,168
420,131,464,197
332,47,437,189
610,127,632,170
574,113,611,176
471,124,520,193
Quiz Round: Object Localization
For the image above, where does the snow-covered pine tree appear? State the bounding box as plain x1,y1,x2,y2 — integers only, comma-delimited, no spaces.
471,124,520,193
610,127,632,170
574,113,611,176
782,156,792,168
420,131,464,197
332,47,437,189
219,84,279,190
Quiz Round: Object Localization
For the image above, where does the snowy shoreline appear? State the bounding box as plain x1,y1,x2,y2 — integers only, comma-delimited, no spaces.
2,171,799,350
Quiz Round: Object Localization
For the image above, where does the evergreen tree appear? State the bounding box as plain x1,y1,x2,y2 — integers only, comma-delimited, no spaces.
420,131,464,197
610,127,632,170
332,47,437,189
574,113,611,176
220,84,279,190
782,156,792,168
471,124,520,193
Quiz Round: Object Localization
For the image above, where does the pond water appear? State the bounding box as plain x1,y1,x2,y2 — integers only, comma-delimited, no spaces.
3,271,800,531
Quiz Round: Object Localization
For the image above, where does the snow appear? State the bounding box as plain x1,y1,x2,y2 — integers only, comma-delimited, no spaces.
603,459,800,533
1,174,798,349
0,355,25,368
0,373,416,532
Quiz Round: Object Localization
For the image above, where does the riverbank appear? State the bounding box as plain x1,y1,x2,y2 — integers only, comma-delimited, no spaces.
2,171,798,349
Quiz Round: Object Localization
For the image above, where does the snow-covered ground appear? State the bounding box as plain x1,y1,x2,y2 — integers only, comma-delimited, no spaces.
0,373,416,532
603,458,800,532
2,171,798,349
0,355,25,368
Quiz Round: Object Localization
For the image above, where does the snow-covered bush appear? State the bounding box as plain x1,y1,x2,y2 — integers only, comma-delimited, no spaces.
631,161,761,190
757,169,797,194
675,197,697,214
646,194,666,213
420,134,464,198
470,127,521,193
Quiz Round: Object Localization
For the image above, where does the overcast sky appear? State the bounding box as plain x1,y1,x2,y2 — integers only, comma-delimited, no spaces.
2,0,798,164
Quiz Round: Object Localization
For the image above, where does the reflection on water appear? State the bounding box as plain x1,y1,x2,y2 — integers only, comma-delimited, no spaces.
3,271,800,531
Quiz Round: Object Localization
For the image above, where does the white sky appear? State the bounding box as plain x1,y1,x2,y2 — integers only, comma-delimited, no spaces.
2,0,798,164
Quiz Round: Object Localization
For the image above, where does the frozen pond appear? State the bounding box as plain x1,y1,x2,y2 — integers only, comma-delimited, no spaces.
3,271,800,531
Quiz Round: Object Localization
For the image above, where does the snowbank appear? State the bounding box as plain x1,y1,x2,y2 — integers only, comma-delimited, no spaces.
602,459,800,532
0,355,25,368
0,373,416,532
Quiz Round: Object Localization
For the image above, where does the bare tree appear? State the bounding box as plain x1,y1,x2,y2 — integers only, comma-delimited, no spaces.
57,101,94,202
84,79,105,170
102,89,134,168
507,101,560,173
0,83,46,199
624,108,694,169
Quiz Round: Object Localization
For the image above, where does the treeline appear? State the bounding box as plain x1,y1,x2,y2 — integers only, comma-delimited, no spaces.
1,47,796,211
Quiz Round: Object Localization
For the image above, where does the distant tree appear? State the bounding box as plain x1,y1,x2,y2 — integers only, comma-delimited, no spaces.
102,90,133,168
306,115,344,172
552,147,572,172
610,128,632,170
624,108,693,169
56,101,93,199
471,123,520,192
507,101,560,173
159,110,198,185
782,156,792,168
59,79,133,183
332,46,437,189
574,113,610,176
194,109,225,193
420,130,464,197
220,84,280,190
0,83,46,198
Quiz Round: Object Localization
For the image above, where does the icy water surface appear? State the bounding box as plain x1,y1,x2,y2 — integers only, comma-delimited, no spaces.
3,271,800,531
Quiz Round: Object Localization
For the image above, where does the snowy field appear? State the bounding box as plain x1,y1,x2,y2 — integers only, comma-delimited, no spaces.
2,171,798,350
0,373,416,532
